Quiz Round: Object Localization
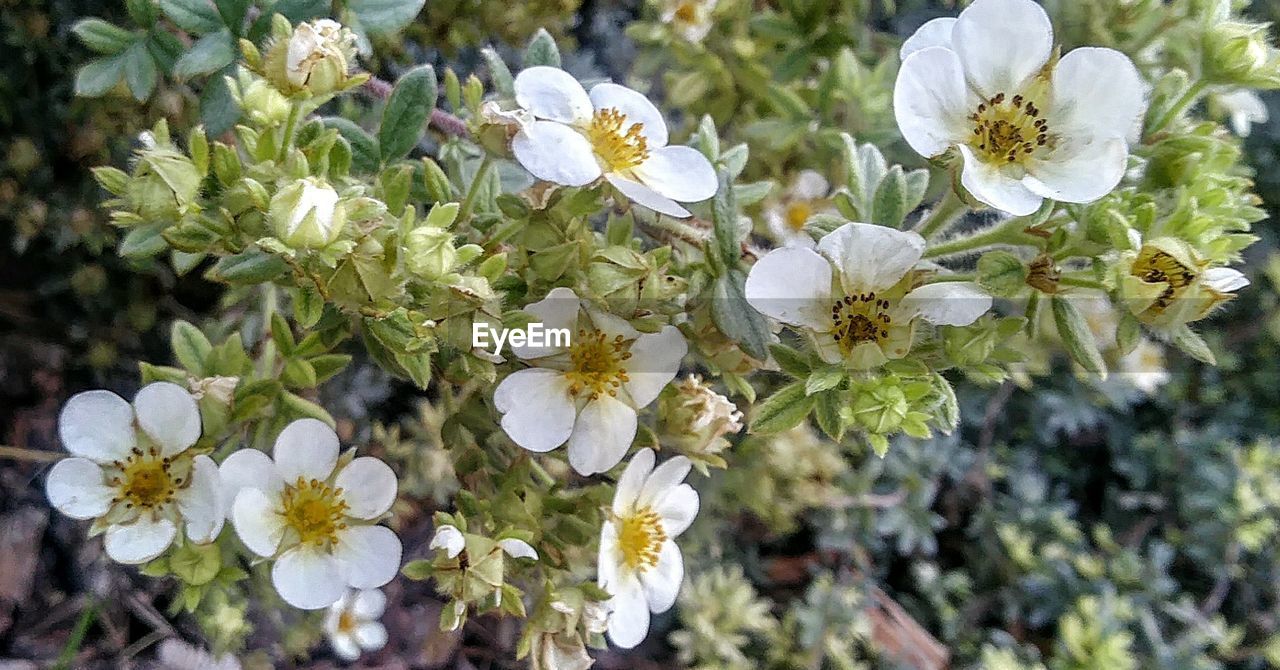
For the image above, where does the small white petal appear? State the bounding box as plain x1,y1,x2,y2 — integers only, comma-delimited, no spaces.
273,545,346,609
133,382,201,457
654,483,699,537
623,326,687,408
743,246,834,331
1048,47,1145,140
1220,90,1268,136
334,525,402,589
218,449,281,520
514,66,593,123
957,144,1042,216
430,524,466,558
512,287,581,359
231,487,285,557
1022,136,1128,204
817,222,924,292
638,455,692,508
605,174,691,218
273,418,339,484
45,458,113,520
178,455,224,543
900,17,956,58
104,517,177,565
330,633,361,661
789,169,830,200
639,539,683,613
612,449,656,514
952,0,1053,98
632,146,718,203
606,575,650,649
597,520,620,590
353,589,387,618
498,538,539,560
566,395,638,476
512,121,602,187
58,390,136,463
586,308,641,342
1203,267,1250,292
589,82,670,146
333,457,398,520
902,281,993,326
494,368,577,453
893,46,973,158
354,621,388,651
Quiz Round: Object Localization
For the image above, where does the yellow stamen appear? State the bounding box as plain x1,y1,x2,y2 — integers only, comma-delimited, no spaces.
617,506,667,571
586,108,649,172
565,329,632,400
1132,248,1197,312
785,201,813,232
830,292,894,351
280,476,349,548
111,446,179,510
969,92,1052,165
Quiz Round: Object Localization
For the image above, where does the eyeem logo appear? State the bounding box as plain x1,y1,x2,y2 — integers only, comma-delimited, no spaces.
473,322,571,356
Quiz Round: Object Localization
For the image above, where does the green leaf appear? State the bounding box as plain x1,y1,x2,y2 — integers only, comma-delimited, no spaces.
73,19,136,54
711,269,771,361
871,164,908,228
119,223,169,258
813,390,845,440
309,354,352,383
75,56,126,97
769,343,811,378
281,391,336,426
481,47,515,98
348,0,426,35
200,67,241,136
123,42,158,101
283,358,318,388
323,117,380,173
379,65,437,163
805,367,844,395
710,170,739,267
1169,324,1216,365
209,249,288,284
126,0,159,26
270,311,296,355
751,381,816,435
173,29,235,79
215,0,251,34
159,0,224,33
171,321,213,374
523,28,560,67
401,559,434,580
1051,296,1106,376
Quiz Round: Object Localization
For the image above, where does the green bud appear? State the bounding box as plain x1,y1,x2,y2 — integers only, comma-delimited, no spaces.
422,158,454,202
406,227,457,279
211,143,242,186
92,166,129,196
1204,21,1280,87
976,251,1028,297
223,177,269,215
264,19,357,97
848,378,909,435
269,177,347,248
240,76,291,126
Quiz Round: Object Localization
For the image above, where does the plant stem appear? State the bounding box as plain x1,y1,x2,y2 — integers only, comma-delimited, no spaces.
0,445,62,462
1146,80,1207,139
914,189,967,239
278,101,303,162
1058,275,1106,290
924,216,1035,259
258,283,280,378
458,154,493,224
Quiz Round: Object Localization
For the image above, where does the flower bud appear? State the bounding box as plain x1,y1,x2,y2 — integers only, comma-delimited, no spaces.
241,77,290,125
127,147,202,222
405,227,457,279
657,375,742,470
1204,21,1280,87
265,19,356,96
269,177,346,248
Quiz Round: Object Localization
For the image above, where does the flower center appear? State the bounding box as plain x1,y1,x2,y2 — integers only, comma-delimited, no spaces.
785,201,813,232
830,292,894,350
673,1,698,22
280,476,349,547
1132,248,1197,311
586,108,650,172
110,446,181,510
969,92,1051,165
617,506,667,571
565,329,632,400
336,610,357,633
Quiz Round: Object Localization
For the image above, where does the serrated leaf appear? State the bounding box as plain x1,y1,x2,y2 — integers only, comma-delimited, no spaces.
750,381,815,434
379,65,437,163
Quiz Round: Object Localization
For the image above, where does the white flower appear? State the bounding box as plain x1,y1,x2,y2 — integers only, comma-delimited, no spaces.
494,287,687,475
764,169,831,248
661,0,718,43
598,449,698,648
744,222,992,369
45,382,223,565
155,638,240,670
221,419,401,610
1217,89,1269,136
1117,232,1250,327
429,524,466,558
893,0,1145,215
510,66,718,218
324,589,389,661
284,19,355,93
1119,339,1171,395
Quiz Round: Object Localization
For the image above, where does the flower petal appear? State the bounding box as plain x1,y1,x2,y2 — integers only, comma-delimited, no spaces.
606,574,651,649
512,287,580,359
133,382,201,457
894,46,973,158
639,455,692,508
902,281,993,326
900,17,956,58
790,169,830,200
956,144,1043,216
589,82,670,146
330,633,361,661
743,246,834,331
334,524,402,589
598,520,620,589
218,448,281,520
512,120,603,187
334,457,398,520
355,622,388,651
273,418,339,484
231,486,285,557
632,146,718,203
58,389,136,463
623,326,687,408
639,539,683,613
613,448,656,514
566,395,638,476
605,174,691,218
1203,267,1249,292
104,517,177,564
494,368,576,453
817,222,924,292
430,524,465,558
655,483,699,537
1022,136,1128,204
1048,47,1145,140
498,538,539,560
353,588,387,618
273,545,346,609
514,66,592,123
46,457,113,520
952,0,1053,98
178,455,224,543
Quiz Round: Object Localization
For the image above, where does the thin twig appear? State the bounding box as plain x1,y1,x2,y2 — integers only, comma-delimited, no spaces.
0,445,62,463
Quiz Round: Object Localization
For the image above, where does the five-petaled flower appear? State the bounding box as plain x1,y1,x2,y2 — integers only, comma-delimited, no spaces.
494,287,687,476
764,169,831,248
1116,232,1249,328
893,0,1145,216
744,222,993,369
510,66,718,218
221,419,401,610
598,449,699,649
45,382,224,565
324,589,389,661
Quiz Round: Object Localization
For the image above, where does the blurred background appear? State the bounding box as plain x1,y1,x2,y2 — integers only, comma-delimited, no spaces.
2,0,1279,668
